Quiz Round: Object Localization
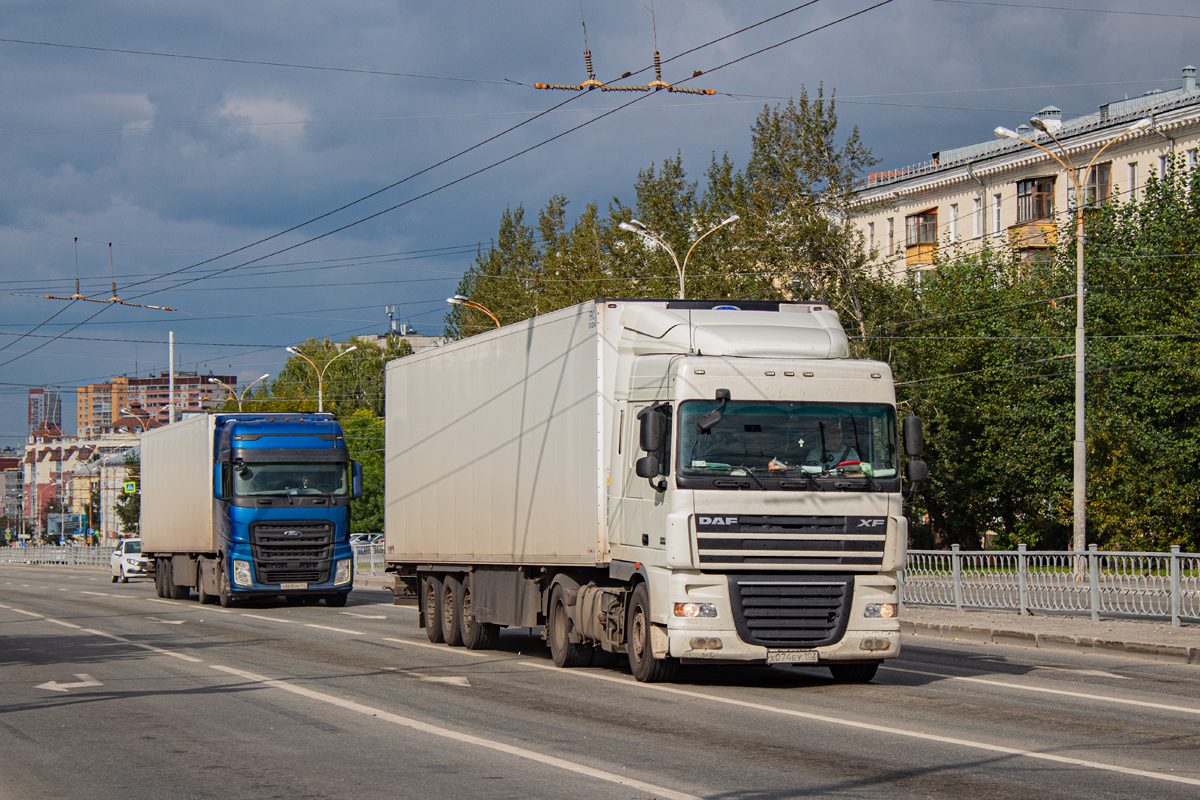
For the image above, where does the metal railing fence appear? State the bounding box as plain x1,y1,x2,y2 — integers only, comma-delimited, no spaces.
900,544,1199,627
353,543,387,576
0,545,110,568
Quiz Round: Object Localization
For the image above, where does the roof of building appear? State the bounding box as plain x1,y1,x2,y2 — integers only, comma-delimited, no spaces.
862,66,1200,190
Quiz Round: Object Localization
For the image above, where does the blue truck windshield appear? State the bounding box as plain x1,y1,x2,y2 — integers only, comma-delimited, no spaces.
233,462,348,497
677,401,897,484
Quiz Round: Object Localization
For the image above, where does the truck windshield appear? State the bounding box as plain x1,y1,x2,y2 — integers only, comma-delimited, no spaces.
233,463,348,497
677,401,897,483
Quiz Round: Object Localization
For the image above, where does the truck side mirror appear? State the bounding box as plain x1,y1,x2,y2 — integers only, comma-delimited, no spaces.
907,459,928,484
904,416,925,456
212,463,226,500
637,406,666,452
635,456,667,493
351,461,364,499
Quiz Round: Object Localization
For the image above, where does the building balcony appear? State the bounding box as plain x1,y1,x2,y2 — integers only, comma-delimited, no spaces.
906,241,937,267
1008,220,1057,250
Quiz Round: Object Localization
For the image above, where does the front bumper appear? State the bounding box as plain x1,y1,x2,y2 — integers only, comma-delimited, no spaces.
653,567,901,663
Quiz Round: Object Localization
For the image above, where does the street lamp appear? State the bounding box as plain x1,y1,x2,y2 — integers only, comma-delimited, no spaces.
994,116,1151,553
446,295,501,328
286,345,357,413
208,374,270,412
618,214,740,300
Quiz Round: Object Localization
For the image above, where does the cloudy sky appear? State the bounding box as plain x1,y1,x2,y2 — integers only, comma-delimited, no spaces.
1,0,1197,445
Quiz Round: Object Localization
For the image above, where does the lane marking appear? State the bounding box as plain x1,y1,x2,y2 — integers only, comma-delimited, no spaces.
80,591,132,598
242,614,298,624
147,618,186,625
210,664,697,800
521,662,1200,788
400,670,472,686
12,608,43,618
884,667,1200,716
83,628,203,663
305,624,363,635
341,612,387,619
1033,665,1131,680
48,619,81,629
381,637,489,657
36,674,103,693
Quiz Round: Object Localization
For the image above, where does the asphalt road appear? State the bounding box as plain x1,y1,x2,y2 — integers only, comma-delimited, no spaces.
3,565,1199,800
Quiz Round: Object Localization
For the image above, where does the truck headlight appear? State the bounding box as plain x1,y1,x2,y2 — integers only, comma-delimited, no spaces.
864,603,897,618
333,558,352,586
674,602,717,618
232,559,253,587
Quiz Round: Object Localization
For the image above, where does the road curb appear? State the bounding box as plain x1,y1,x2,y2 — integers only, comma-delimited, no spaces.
900,620,1200,665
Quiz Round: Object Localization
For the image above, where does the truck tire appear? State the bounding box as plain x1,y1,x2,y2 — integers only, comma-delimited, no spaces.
548,585,593,668
218,564,236,608
170,582,190,600
154,560,168,597
828,662,879,683
325,592,348,607
422,575,445,643
626,583,678,683
197,576,216,605
441,576,464,647
460,576,500,651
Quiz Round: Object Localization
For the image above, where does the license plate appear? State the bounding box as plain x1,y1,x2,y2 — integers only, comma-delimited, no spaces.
766,649,818,664
280,582,308,590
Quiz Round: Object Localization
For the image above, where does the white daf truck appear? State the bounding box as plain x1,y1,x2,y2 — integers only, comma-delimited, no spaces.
384,299,925,682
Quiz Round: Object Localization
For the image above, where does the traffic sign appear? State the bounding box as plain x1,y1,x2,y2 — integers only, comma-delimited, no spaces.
123,481,137,494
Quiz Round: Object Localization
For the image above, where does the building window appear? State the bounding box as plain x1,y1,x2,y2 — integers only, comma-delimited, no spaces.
887,217,895,255
1128,162,1138,201
992,193,1002,236
1086,162,1112,206
868,221,875,252
949,203,959,241
1160,155,1169,180
906,210,938,246
1016,177,1055,222
973,197,982,238
1189,149,1200,170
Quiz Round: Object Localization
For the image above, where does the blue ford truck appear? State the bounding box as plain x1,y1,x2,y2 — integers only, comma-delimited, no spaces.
140,413,362,607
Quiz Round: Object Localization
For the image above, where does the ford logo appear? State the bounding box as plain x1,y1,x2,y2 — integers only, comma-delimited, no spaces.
282,530,303,537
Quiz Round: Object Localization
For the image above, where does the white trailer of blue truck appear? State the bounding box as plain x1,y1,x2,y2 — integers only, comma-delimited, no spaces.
383,299,925,682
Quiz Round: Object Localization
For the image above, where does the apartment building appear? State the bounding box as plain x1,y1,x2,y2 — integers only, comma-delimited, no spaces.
77,371,236,435
27,388,62,434
852,66,1200,278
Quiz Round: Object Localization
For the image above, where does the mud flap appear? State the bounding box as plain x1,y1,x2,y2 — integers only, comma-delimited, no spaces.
651,623,670,658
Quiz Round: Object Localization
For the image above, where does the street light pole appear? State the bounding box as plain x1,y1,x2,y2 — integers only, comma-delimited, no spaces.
446,295,501,328
208,374,270,412
286,346,357,413
618,215,739,299
995,117,1150,553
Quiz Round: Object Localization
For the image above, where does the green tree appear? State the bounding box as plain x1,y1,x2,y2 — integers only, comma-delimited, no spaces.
114,452,140,536
342,409,385,533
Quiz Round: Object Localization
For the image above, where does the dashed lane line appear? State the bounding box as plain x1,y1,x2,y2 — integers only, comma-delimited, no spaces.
520,662,1200,788
380,637,489,657
305,624,364,635
211,663,698,800
883,666,1200,716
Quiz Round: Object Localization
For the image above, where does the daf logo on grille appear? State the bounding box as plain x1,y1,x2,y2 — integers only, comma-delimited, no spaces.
282,530,304,537
699,516,737,525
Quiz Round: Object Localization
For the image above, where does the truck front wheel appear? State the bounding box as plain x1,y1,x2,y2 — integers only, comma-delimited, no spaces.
828,662,879,683
422,576,445,643
626,583,678,683
217,564,236,608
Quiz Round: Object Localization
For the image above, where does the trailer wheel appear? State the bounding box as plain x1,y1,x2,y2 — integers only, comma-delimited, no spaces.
441,576,464,647
197,573,216,605
828,662,879,683
460,577,499,650
548,585,593,668
422,576,445,643
626,583,678,683
154,560,168,598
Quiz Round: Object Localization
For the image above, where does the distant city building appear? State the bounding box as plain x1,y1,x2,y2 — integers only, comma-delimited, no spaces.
357,317,445,354
27,388,62,434
851,65,1200,277
76,371,235,436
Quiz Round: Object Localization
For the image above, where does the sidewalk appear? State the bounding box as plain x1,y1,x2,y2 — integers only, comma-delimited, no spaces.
354,574,1200,665
900,604,1200,665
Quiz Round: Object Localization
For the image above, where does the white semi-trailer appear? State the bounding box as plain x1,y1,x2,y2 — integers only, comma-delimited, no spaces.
383,299,925,682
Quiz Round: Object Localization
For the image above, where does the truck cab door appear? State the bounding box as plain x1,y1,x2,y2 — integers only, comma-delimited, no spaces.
617,402,671,553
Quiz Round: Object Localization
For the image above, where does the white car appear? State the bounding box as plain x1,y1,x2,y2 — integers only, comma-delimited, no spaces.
110,538,148,583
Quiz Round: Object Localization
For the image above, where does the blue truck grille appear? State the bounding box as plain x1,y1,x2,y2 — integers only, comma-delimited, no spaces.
249,521,334,585
728,574,854,648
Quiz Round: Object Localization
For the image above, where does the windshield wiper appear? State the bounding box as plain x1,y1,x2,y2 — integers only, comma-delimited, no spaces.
780,471,822,491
